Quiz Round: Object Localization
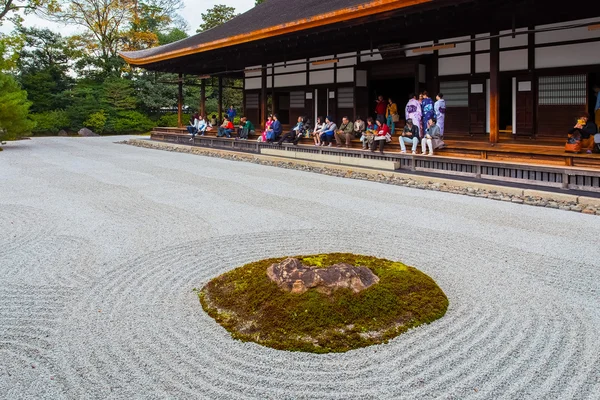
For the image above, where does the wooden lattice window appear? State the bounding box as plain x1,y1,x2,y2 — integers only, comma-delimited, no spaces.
246,93,259,109
538,75,586,106
338,87,354,108
290,91,305,108
440,81,469,107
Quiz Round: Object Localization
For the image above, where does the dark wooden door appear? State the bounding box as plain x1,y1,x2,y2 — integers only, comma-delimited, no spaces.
317,88,328,119
516,78,534,135
469,81,486,135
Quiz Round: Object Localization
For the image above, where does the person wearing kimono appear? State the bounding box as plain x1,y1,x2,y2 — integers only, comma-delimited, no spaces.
259,115,273,142
434,93,446,136
405,94,422,137
421,91,434,133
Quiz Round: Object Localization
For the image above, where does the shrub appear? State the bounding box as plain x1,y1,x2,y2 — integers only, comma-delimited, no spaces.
31,110,70,135
0,73,35,141
83,110,107,134
110,111,154,134
156,113,192,127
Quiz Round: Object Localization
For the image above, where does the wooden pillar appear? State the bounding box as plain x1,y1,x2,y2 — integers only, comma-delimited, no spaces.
218,76,223,121
261,65,267,126
528,26,537,138
200,79,206,117
489,33,500,144
271,66,276,116
177,73,183,128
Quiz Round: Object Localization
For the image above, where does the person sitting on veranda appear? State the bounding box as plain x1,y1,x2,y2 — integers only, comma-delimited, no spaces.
266,114,282,142
210,114,218,126
422,117,444,156
354,116,365,140
217,115,235,138
278,116,306,145
320,116,337,147
568,113,597,154
237,116,255,140
258,115,273,142
334,116,354,148
370,119,391,154
187,112,200,137
399,118,420,154
312,116,325,146
361,117,377,150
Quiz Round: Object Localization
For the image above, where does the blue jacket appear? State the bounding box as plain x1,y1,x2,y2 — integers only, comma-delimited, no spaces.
271,120,282,136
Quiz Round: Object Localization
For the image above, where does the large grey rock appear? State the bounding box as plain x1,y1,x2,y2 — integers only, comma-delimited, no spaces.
78,128,99,137
58,130,68,137
266,257,380,295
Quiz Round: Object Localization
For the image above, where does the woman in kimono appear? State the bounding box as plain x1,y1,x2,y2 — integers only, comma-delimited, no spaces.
421,91,434,134
434,93,446,136
405,93,422,137
259,115,273,142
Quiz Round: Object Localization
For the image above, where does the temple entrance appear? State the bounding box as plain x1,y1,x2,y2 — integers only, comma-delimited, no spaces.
368,77,415,121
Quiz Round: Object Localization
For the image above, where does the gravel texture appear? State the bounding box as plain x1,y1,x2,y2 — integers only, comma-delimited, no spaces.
1,136,599,400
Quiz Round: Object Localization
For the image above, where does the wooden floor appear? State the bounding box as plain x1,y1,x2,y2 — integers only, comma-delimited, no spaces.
153,127,600,170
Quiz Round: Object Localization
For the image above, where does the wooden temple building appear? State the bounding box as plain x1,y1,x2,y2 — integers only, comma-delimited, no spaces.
121,0,600,193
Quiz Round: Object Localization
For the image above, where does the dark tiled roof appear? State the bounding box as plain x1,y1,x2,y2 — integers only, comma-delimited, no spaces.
122,0,405,61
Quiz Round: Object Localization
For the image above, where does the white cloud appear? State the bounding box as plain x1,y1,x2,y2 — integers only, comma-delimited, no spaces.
0,0,255,36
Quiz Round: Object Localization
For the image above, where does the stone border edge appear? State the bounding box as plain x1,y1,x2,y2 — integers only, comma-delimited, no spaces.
119,139,600,216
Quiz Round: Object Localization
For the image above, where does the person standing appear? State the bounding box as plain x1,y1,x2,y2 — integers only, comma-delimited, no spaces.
375,95,386,124
386,98,399,137
435,93,446,136
227,106,237,122
421,91,434,133
334,116,354,148
405,93,422,137
399,118,420,154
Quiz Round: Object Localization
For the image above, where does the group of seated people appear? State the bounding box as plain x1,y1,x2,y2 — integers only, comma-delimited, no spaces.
188,112,445,155
187,113,255,141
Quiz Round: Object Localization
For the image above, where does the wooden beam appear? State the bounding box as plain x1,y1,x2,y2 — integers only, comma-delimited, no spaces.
261,65,267,126
177,73,183,128
218,76,223,121
490,32,500,144
200,79,206,117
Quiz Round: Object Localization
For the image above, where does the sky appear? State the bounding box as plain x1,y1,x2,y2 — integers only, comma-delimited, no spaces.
0,0,255,36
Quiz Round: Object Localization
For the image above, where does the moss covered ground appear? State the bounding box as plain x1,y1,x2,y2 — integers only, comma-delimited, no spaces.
199,253,448,353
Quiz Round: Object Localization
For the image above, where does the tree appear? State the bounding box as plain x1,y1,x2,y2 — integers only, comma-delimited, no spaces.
0,0,58,25
17,27,73,112
196,5,236,33
0,73,34,141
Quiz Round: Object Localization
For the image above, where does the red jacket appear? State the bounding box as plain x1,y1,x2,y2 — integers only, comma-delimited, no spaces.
376,124,390,136
375,101,386,115
224,121,234,130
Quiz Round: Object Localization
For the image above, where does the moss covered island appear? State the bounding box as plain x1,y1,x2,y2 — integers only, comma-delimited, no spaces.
199,253,448,353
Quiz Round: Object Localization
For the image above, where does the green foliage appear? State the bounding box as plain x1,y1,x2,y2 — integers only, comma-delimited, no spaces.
157,113,180,127
0,73,35,141
101,77,137,111
83,110,107,133
196,4,237,33
200,253,449,353
157,28,187,45
31,110,69,134
255,0,265,4
108,111,154,134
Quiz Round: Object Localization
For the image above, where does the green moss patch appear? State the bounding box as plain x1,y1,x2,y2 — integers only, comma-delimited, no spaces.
199,253,448,353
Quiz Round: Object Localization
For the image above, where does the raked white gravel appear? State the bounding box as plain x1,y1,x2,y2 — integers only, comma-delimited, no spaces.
1,136,599,400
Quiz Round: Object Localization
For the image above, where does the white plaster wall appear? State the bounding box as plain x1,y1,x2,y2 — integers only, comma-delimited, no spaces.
245,77,261,90
274,60,306,74
244,65,262,78
359,49,383,62
337,52,357,67
310,70,335,85
438,36,471,55
337,67,354,83
476,53,490,73
439,55,470,76
536,17,600,44
500,49,528,71
500,28,528,48
274,73,306,88
476,33,490,51
310,55,335,70
536,42,600,68
356,70,368,87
